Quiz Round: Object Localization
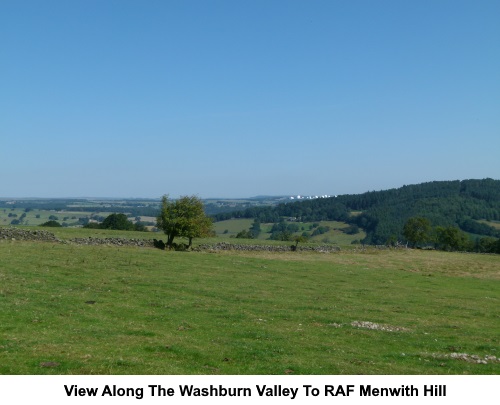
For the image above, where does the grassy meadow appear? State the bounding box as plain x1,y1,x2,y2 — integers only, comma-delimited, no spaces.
479,220,500,230
0,232,499,375
213,218,365,245
0,207,113,227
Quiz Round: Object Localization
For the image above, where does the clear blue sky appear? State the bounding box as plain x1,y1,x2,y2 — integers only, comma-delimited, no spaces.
2,0,499,198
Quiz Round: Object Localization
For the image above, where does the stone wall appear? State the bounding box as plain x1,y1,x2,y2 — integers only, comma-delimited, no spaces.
1,227,340,252
0,227,153,248
0,227,61,243
193,242,341,253
68,237,154,248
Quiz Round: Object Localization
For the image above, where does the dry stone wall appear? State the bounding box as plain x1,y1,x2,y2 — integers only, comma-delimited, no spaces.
0,227,153,248
0,227,61,243
193,242,341,253
68,237,155,247
1,227,342,252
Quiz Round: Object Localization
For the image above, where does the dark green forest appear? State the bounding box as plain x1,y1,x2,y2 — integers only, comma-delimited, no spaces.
213,179,500,250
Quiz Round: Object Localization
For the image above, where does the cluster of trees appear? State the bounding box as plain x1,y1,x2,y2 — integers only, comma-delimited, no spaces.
156,195,213,249
213,199,350,223
8,212,28,225
84,213,148,232
269,221,300,241
342,224,360,235
403,217,500,253
40,220,62,227
249,219,261,238
235,229,254,239
235,219,261,239
310,225,330,237
458,218,500,238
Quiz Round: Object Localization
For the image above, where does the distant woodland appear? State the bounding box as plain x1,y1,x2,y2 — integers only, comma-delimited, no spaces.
213,179,500,251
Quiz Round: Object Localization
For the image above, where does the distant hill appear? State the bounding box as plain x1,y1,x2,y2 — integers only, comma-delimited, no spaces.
340,178,500,244
213,179,500,245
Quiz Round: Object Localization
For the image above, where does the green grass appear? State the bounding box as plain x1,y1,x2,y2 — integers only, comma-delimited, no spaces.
478,220,500,230
0,237,498,375
304,220,366,245
0,208,113,227
212,219,364,245
212,219,254,237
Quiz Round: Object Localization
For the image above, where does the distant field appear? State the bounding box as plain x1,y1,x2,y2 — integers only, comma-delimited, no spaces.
0,208,157,229
212,219,254,237
0,231,498,375
0,207,114,227
305,220,366,245
213,218,365,245
479,220,500,230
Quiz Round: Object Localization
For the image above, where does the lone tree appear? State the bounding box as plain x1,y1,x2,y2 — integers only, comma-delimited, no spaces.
84,213,148,231
156,195,213,249
291,235,308,251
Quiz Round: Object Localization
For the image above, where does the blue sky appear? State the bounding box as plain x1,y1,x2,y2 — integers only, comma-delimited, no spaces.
2,0,499,198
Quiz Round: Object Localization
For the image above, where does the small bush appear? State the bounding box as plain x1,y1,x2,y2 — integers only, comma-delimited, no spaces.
40,220,62,227
236,229,254,239
342,225,359,235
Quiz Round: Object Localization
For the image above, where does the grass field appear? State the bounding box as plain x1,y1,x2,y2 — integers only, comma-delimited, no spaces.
0,208,113,227
0,233,498,375
479,220,500,230
213,219,365,245
213,219,254,237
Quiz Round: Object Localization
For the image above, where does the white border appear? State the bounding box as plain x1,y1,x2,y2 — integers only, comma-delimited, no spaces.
1,375,498,404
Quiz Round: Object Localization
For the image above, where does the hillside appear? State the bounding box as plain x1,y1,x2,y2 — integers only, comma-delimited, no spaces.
213,179,500,246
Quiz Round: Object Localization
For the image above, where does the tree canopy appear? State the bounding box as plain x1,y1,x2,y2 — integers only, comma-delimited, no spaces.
403,217,432,247
39,220,62,227
212,179,500,246
156,195,213,248
83,213,147,231
101,213,134,230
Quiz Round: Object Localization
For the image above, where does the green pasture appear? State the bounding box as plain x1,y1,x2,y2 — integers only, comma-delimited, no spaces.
303,220,366,245
0,208,113,227
212,219,254,237
213,218,365,245
0,236,498,375
479,220,500,230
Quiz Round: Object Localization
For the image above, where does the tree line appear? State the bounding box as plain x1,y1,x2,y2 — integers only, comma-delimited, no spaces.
212,179,500,251
403,217,500,253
